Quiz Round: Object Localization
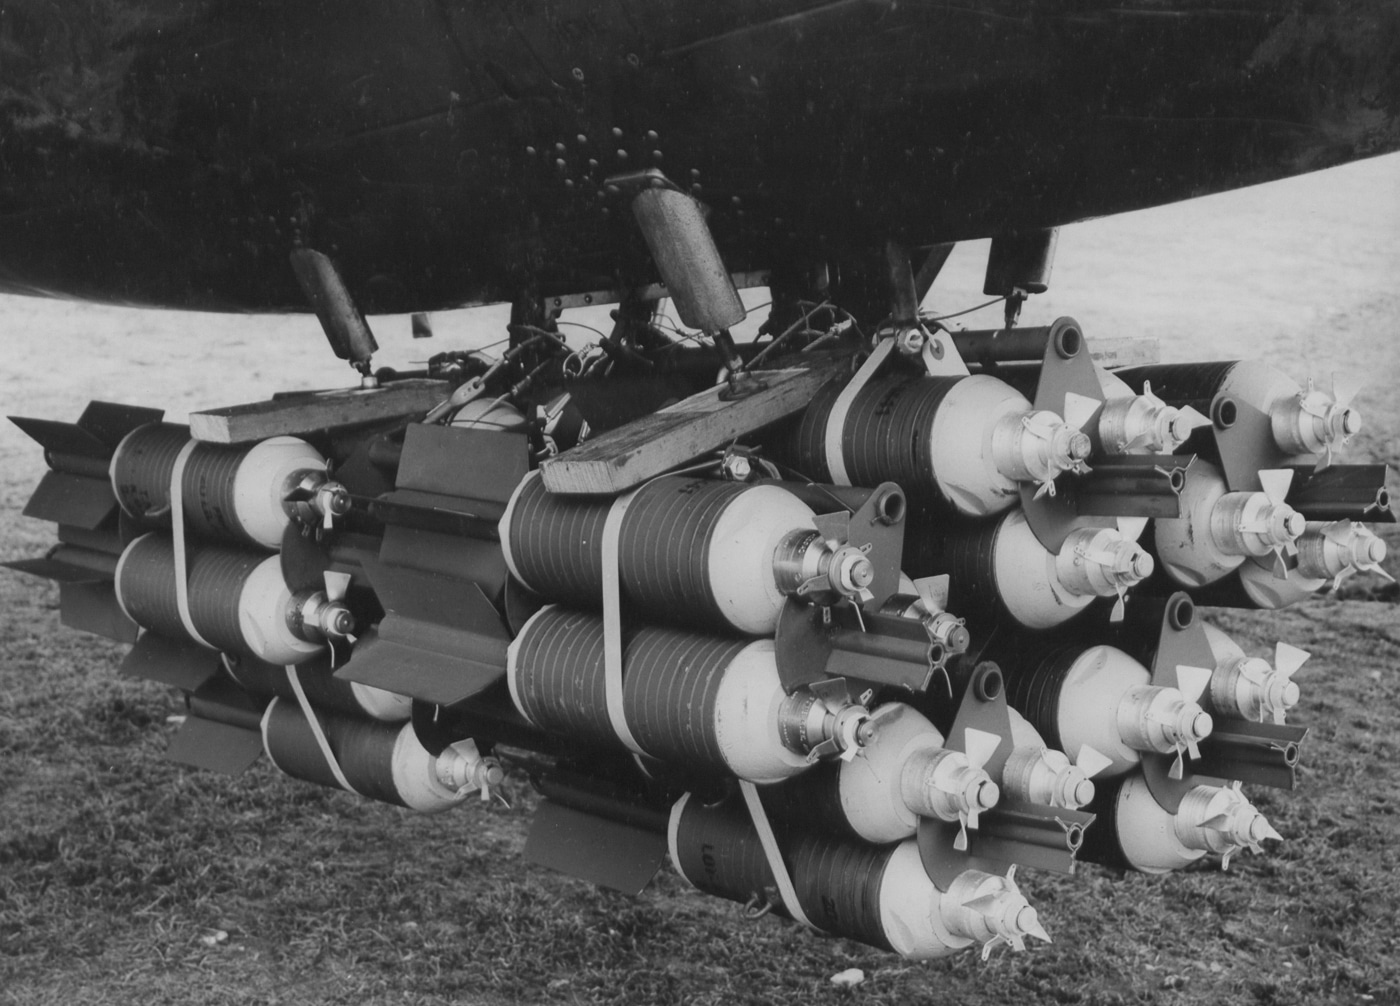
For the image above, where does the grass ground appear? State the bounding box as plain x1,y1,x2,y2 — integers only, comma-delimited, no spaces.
1,154,1398,1005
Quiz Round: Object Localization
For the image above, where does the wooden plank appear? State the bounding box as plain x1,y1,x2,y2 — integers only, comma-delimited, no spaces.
540,354,853,495
188,379,449,444
1089,337,1159,369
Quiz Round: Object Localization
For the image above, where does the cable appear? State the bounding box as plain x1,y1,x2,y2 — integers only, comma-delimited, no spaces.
925,296,1007,323
554,319,610,340
749,299,836,369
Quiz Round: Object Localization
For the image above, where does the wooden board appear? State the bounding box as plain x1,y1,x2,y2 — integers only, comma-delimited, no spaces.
188,379,449,444
539,355,853,495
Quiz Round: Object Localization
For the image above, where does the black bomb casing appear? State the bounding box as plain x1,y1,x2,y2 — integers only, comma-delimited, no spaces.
779,373,1090,517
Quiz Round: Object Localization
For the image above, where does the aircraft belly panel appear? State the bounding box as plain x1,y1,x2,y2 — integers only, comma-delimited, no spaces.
0,0,1395,311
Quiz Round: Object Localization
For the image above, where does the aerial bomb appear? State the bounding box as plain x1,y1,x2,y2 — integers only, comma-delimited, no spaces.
906,507,1153,630
1116,361,1361,465
1147,461,1305,589
998,643,1213,779
501,472,877,636
114,534,352,665
668,794,1050,961
262,698,500,811
5,306,1380,966
762,702,1000,845
507,606,872,783
111,424,346,547
1191,519,1390,609
780,373,1091,516
763,703,1099,847
1079,773,1282,873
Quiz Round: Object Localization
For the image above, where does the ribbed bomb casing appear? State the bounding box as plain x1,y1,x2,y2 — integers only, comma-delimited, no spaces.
261,697,463,812
500,472,815,635
111,422,189,521
111,423,324,549
116,533,262,653
779,373,1030,517
760,761,866,844
507,606,808,783
668,793,894,952
787,374,957,488
1000,645,1077,755
114,534,321,665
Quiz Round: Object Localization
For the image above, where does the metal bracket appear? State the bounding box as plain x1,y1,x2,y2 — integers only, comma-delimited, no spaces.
775,480,907,609
1209,393,1283,493
1190,720,1309,791
1024,455,1193,554
1283,463,1395,523
773,598,937,696
1019,318,1110,550
918,663,1095,888
1132,594,1229,812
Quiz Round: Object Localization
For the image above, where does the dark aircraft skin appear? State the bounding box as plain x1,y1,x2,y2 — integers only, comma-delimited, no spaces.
1,0,1397,314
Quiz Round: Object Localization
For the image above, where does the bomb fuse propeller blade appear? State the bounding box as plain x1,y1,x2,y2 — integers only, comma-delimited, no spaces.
1075,745,1115,779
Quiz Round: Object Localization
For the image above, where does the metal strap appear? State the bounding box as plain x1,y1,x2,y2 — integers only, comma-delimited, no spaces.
739,780,813,929
601,489,646,756
285,665,362,796
823,337,894,485
169,439,214,649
